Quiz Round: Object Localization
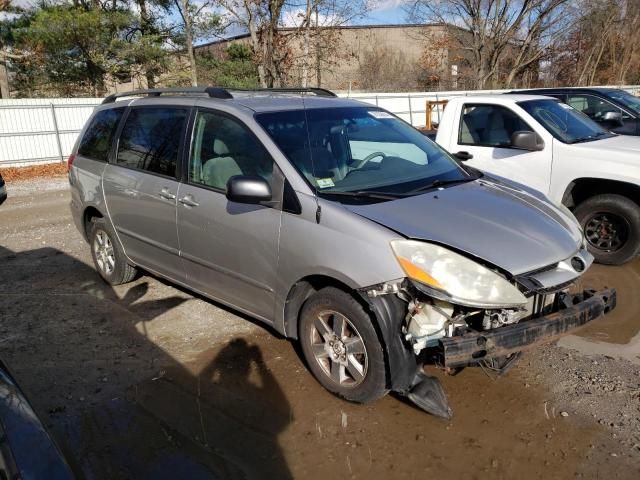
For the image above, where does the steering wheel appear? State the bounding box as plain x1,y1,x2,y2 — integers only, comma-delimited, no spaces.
357,151,387,169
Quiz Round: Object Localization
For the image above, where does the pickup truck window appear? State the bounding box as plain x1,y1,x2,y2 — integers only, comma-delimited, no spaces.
604,90,640,116
518,99,613,144
566,94,630,121
459,104,533,148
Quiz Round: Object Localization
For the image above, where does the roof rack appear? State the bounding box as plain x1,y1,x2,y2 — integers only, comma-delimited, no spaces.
102,86,337,104
102,87,233,104
227,87,338,97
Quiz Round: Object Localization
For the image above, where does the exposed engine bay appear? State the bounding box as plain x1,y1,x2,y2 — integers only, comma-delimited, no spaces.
363,268,617,419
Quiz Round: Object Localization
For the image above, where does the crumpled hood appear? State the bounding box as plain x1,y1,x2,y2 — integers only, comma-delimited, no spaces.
345,178,582,275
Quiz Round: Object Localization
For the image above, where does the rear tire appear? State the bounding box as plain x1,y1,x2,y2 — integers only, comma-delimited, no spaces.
299,287,387,404
88,217,137,285
573,194,640,265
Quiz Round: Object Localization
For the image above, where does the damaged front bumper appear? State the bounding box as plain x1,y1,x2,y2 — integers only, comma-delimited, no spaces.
439,288,616,368
404,288,615,419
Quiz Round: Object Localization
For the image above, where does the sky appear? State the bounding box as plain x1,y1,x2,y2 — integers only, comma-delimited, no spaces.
363,0,409,25
0,0,411,33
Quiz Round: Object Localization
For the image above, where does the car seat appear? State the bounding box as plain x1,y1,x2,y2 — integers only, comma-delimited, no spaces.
485,112,510,146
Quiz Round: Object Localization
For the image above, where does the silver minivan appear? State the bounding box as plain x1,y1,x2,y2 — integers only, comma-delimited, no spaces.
69,87,615,417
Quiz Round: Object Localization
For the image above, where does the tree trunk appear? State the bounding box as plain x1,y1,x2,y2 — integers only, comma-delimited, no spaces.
0,61,9,98
181,0,198,86
247,17,267,87
301,0,312,87
315,6,321,87
137,0,156,88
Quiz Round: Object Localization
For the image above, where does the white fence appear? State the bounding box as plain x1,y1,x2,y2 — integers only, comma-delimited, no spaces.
0,98,102,166
2,86,640,167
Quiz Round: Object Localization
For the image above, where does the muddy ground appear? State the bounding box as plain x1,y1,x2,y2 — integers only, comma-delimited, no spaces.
0,177,638,479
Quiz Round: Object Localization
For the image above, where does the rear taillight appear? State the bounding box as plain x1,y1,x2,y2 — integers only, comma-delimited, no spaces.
67,153,76,171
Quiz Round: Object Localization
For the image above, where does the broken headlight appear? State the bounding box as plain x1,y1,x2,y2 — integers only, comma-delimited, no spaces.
390,240,528,309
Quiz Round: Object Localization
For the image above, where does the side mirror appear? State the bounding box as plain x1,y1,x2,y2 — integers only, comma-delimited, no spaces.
226,175,272,204
511,131,544,151
601,111,623,127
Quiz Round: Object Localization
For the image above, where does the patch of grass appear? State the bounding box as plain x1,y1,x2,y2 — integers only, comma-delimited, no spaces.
0,163,68,182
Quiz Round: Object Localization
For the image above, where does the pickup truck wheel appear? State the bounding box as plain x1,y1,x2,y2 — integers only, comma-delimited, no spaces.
574,194,640,265
89,218,138,285
299,287,387,404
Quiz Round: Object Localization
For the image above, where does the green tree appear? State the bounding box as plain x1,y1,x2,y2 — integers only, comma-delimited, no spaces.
14,5,133,95
172,0,221,86
196,43,259,88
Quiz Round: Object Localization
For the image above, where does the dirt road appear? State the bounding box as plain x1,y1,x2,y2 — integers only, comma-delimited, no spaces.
0,177,638,479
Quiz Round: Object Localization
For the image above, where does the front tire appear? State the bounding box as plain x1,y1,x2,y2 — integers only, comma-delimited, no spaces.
573,194,640,265
299,287,387,404
89,218,137,285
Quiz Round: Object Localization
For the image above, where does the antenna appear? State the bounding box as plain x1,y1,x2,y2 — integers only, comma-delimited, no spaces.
300,94,321,224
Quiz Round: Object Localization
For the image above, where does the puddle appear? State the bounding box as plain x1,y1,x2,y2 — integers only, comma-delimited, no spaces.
561,259,640,363
127,334,621,480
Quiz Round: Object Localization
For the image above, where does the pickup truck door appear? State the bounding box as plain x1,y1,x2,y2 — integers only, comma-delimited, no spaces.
448,102,553,195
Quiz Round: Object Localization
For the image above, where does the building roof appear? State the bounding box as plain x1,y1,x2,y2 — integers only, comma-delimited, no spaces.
195,23,450,50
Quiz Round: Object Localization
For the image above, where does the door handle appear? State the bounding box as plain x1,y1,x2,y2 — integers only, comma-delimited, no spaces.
158,187,176,200
453,151,473,161
179,195,199,207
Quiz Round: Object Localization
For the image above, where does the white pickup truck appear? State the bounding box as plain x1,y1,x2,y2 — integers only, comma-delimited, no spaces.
435,94,640,265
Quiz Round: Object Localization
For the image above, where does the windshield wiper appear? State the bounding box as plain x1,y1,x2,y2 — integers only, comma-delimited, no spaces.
408,176,478,194
319,190,409,200
570,131,608,144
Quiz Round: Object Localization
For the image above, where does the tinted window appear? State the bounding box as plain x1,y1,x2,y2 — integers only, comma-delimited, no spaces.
189,110,273,191
116,107,187,177
566,94,629,120
518,99,612,144
604,90,640,116
459,104,533,147
78,108,124,161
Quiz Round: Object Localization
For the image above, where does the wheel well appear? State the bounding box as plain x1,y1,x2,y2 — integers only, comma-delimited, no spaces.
563,178,640,209
82,206,103,240
283,275,364,339
283,275,416,392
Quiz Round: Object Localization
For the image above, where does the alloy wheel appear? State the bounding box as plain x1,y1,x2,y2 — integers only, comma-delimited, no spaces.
309,310,368,388
93,230,115,276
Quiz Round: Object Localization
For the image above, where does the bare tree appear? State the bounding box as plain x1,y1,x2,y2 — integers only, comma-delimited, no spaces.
543,0,640,86
173,0,220,86
217,0,287,87
408,0,572,89
285,0,368,87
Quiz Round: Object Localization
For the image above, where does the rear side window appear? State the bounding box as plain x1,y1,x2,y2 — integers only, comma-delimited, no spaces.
78,108,125,161
116,107,187,178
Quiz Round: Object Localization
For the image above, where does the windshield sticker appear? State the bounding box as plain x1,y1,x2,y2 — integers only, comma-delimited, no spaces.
369,110,395,119
316,178,335,188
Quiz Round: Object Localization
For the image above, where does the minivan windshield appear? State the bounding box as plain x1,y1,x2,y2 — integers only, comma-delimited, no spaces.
256,107,474,200
604,89,640,115
518,99,614,144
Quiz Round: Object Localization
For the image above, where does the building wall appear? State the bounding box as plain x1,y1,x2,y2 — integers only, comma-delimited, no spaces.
195,25,461,91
